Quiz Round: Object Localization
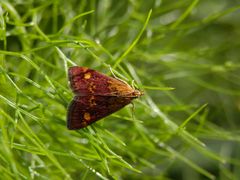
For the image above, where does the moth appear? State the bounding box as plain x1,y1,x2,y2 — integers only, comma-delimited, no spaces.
67,66,143,130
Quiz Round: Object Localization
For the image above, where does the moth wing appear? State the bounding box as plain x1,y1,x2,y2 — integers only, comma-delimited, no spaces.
68,66,134,96
67,95,134,130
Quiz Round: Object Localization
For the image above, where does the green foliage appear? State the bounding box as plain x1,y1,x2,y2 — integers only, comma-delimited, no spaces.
0,0,240,179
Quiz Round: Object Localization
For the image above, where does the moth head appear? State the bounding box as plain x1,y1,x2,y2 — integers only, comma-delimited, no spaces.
132,89,144,97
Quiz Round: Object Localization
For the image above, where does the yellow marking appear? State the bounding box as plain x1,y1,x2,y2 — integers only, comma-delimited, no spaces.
84,112,91,121
89,82,95,93
89,96,96,107
89,87,94,93
81,122,87,127
84,72,91,79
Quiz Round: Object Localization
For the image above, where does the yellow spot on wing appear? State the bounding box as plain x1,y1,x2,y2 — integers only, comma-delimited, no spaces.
89,82,95,93
84,112,91,121
89,96,96,107
81,121,87,127
84,72,91,79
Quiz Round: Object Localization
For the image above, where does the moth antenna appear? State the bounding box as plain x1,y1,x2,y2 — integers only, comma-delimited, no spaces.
108,65,118,79
108,65,131,87
131,80,136,90
130,102,135,121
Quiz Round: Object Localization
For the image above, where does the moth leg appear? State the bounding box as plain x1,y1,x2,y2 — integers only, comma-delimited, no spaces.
130,102,135,121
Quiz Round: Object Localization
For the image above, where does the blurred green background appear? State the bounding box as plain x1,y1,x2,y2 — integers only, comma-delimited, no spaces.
1,0,240,179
